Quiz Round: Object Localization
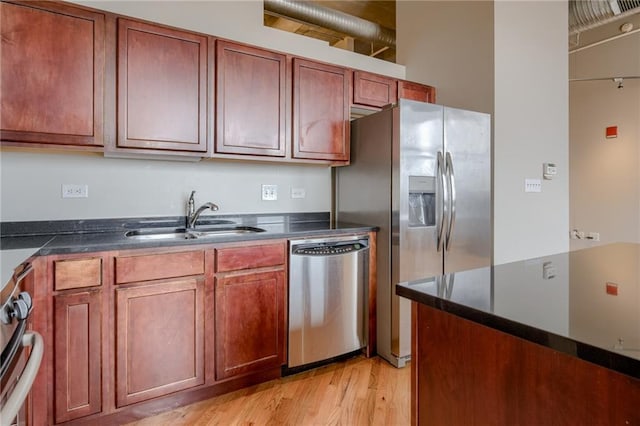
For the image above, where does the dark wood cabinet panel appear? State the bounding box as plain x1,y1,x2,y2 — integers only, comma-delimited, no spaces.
293,58,351,162
0,1,104,146
398,80,436,104
115,250,205,284
54,257,102,290
215,270,286,380
216,242,286,272
216,41,287,157
115,278,205,407
413,303,640,426
117,19,207,153
54,291,102,423
353,71,398,108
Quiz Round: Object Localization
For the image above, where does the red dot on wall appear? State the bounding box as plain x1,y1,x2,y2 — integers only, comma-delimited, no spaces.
606,126,618,139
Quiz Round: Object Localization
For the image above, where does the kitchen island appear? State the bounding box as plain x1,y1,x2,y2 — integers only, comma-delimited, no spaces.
397,243,640,425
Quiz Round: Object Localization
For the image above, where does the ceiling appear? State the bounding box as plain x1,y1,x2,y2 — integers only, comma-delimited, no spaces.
264,0,640,64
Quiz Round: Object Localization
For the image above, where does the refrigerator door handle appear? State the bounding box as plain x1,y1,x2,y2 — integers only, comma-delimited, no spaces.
445,152,456,250
437,151,447,252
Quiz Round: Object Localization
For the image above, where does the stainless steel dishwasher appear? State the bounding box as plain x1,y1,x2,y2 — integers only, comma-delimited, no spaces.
288,234,369,369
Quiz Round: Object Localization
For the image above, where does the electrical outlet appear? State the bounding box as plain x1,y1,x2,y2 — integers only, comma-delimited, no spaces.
62,184,88,198
524,179,542,193
587,232,600,241
291,187,306,199
261,184,277,201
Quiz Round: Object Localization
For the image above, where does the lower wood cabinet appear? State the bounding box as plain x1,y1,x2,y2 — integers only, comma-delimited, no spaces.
115,278,205,407
54,290,102,423
42,240,291,423
214,269,286,380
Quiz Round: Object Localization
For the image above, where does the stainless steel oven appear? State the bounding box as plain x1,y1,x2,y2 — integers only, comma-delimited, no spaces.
0,263,43,426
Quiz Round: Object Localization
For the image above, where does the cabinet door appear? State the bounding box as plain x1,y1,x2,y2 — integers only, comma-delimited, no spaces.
117,19,207,153
353,71,397,108
215,270,286,380
216,41,287,157
293,58,351,162
115,278,204,407
0,1,104,146
54,291,102,423
398,80,436,103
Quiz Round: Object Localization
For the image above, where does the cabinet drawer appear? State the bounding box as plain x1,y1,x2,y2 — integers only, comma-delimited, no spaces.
216,243,285,272
54,257,102,291
115,251,205,284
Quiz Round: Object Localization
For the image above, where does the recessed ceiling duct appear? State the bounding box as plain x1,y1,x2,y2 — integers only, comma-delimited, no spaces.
264,0,396,48
570,0,640,35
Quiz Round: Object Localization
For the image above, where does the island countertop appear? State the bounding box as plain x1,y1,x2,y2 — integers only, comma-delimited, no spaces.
397,242,640,380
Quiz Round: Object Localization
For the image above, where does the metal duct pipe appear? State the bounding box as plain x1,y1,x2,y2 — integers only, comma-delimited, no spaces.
264,0,396,48
570,0,640,35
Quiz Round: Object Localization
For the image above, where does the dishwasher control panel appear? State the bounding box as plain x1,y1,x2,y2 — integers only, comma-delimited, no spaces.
292,241,366,256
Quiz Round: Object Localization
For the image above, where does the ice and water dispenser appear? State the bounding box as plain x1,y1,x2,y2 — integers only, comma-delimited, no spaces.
408,175,436,227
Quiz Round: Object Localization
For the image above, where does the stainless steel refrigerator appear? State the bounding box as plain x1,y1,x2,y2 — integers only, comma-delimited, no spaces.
335,99,492,367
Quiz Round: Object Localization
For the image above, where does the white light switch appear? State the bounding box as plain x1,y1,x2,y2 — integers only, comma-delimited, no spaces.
291,187,306,199
524,179,542,193
62,184,89,198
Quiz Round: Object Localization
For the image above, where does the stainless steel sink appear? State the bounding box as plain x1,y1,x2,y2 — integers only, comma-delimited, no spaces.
125,226,265,240
191,227,265,238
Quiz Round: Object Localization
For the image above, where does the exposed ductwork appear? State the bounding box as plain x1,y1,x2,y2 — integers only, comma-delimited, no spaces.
264,0,396,48
570,0,640,35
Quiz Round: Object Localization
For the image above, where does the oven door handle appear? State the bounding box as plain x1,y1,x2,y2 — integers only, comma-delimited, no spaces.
0,331,43,426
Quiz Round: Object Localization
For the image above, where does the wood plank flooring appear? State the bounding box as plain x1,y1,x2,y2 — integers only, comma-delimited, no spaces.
127,356,410,425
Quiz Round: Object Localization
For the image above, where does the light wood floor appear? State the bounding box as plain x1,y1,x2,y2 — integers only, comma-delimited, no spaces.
128,356,411,426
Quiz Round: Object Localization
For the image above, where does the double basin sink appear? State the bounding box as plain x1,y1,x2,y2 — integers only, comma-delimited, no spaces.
125,220,265,241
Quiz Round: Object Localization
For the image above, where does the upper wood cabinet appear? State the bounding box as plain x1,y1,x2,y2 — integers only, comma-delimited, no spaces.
292,58,351,162
398,80,437,104
215,41,287,157
116,19,208,154
0,1,104,147
353,71,398,108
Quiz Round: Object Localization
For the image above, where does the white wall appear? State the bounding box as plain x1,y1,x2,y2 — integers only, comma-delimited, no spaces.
0,150,331,220
398,1,570,264
569,24,640,250
493,1,569,264
1,0,405,222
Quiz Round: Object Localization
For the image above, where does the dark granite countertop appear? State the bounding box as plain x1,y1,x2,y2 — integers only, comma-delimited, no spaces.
396,243,640,380
1,212,376,258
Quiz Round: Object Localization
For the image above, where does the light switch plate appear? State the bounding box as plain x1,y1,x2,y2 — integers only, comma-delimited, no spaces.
291,187,306,199
62,184,88,198
524,179,542,193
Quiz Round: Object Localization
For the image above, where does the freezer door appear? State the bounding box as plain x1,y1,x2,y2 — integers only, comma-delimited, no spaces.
392,100,444,359
443,106,492,273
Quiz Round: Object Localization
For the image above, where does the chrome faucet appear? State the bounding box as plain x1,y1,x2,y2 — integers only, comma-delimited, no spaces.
186,191,219,229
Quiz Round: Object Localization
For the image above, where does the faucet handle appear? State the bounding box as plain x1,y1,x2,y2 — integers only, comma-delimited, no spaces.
187,191,196,215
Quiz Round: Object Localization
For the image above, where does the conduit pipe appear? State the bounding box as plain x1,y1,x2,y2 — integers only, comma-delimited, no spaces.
570,0,640,35
264,0,396,48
